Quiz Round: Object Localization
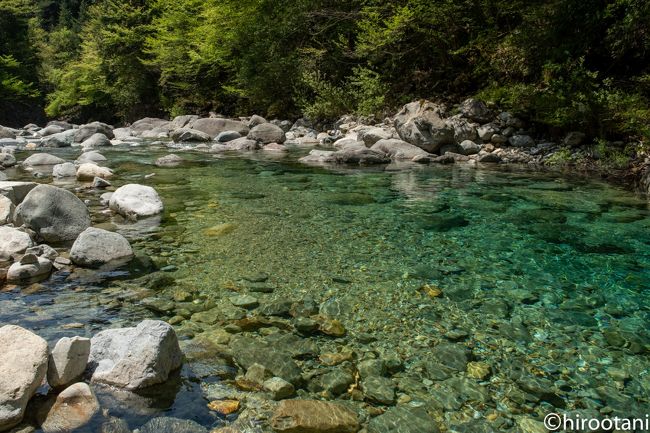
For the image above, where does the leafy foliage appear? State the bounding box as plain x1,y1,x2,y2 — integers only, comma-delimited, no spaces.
0,0,647,143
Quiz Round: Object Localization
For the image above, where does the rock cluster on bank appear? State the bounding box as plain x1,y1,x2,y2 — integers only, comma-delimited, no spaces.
0,320,182,432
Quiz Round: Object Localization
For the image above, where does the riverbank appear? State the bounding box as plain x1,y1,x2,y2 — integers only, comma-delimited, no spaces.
0,105,649,433
1,99,647,198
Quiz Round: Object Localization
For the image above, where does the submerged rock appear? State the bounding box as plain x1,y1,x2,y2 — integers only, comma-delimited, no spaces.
155,154,184,167
14,184,91,243
270,400,360,433
0,325,49,431
367,406,439,433
37,383,99,433
87,320,183,390
138,417,207,433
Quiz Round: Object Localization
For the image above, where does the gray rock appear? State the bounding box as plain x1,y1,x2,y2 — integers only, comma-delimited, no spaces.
37,382,99,433
363,376,395,405
0,152,16,168
100,417,131,433
6,256,52,283
458,140,480,155
74,122,114,143
25,244,58,261
272,119,293,132
247,123,286,144
210,137,259,152
112,127,132,140
370,138,428,160
52,162,76,178
394,100,454,153
130,118,171,136
320,369,354,396
360,127,393,147
92,177,111,188
88,320,183,390
70,227,133,268
170,128,211,143
430,343,469,371
248,114,267,128
138,417,207,433
22,153,65,166
459,98,492,123
76,151,107,166
0,181,37,204
190,117,249,138
230,336,302,385
449,117,478,143
39,125,65,136
171,115,199,129
368,406,439,433
357,359,386,379
508,135,535,147
41,129,76,148
0,226,32,260
477,124,498,141
109,184,163,219
333,147,391,165
229,294,259,309
215,130,242,143
0,195,14,224
0,126,15,139
15,184,90,243
155,154,183,167
80,132,111,148
490,133,508,144
0,325,49,431
263,376,295,400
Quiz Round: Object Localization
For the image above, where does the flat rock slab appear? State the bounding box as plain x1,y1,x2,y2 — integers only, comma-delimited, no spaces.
270,399,360,433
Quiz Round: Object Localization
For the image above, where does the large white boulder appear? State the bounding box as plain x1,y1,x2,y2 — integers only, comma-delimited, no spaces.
109,184,163,219
0,325,49,431
70,227,133,268
87,320,183,389
14,184,91,243
393,100,454,153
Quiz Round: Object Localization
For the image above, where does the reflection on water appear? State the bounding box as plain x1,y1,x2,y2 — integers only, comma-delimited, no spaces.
2,143,650,431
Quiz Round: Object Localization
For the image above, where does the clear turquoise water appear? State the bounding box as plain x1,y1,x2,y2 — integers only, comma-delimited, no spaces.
3,144,650,430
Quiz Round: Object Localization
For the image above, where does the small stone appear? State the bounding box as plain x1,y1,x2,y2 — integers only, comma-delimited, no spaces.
92,177,111,188
244,363,272,385
517,417,547,433
317,316,346,337
320,369,354,396
466,361,491,380
263,377,295,400
362,376,395,405
207,399,240,415
319,351,353,366
229,295,259,309
270,400,359,433
294,317,319,334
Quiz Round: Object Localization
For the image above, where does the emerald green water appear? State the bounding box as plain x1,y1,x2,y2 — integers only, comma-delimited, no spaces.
3,144,650,431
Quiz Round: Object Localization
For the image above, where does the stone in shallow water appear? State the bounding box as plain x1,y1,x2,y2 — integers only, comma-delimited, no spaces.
263,377,295,400
70,227,133,268
367,406,439,433
430,343,470,372
229,294,259,309
47,336,91,388
138,417,208,433
88,319,183,390
230,336,302,386
270,400,359,433
362,376,395,405
0,325,49,431
37,382,100,433
319,369,354,396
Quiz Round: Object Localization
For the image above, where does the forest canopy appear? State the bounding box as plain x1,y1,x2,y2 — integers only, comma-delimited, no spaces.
1,0,648,141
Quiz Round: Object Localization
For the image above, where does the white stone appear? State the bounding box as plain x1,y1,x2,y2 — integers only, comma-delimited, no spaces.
88,320,182,390
0,325,49,431
109,184,163,219
47,336,91,388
